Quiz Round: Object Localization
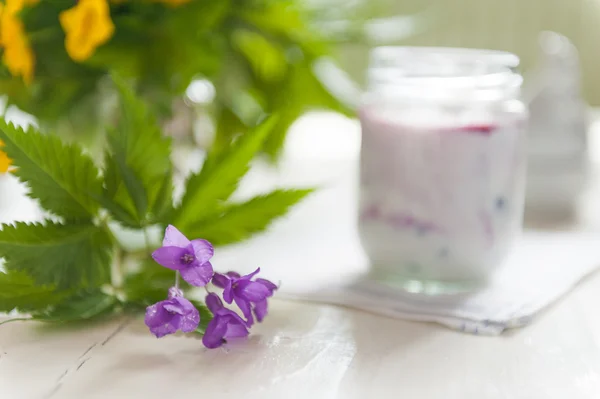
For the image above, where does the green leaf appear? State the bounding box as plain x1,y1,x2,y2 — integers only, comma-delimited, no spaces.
190,299,213,334
0,221,112,290
0,271,68,313
102,77,173,227
0,120,103,221
124,260,174,307
152,172,175,224
105,130,149,221
231,29,288,83
263,60,351,159
173,115,278,230
238,1,327,57
211,103,248,155
33,290,118,322
185,189,313,246
90,190,140,228
100,148,144,227
167,0,230,34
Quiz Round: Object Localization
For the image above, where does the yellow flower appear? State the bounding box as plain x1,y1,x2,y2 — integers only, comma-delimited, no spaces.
0,0,38,85
60,0,115,62
0,141,11,174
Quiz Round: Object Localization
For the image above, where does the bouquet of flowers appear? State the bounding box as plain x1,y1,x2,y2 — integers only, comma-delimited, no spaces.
0,0,350,347
0,78,308,347
0,0,349,155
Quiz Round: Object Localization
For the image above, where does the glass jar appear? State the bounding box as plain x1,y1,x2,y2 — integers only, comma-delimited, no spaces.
358,47,528,294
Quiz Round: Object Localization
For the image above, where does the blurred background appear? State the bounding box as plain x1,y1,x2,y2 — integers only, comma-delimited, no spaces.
1,0,599,224
330,0,600,103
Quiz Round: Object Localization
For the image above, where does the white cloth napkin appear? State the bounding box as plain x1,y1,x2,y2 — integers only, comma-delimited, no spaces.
275,230,600,335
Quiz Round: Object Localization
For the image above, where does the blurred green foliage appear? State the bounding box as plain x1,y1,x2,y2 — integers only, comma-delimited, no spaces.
0,0,353,157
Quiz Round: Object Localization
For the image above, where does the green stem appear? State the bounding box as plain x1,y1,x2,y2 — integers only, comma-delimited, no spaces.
142,227,152,256
99,217,124,289
111,245,124,289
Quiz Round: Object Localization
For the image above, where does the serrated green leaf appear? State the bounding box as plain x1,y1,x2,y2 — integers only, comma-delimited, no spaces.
0,271,68,313
102,77,173,227
185,189,313,246
33,290,118,322
0,120,103,220
152,172,175,224
173,115,278,230
0,221,112,289
90,191,140,228
105,130,149,221
100,149,141,227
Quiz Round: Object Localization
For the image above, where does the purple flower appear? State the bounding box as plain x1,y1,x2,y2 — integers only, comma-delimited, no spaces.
211,268,277,325
152,225,214,287
144,288,200,338
202,293,249,349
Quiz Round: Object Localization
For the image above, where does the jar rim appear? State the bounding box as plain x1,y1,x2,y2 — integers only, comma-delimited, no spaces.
366,46,523,102
370,46,520,71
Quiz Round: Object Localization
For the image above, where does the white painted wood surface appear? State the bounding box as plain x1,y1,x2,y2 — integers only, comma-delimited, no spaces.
2,113,600,398
3,283,600,399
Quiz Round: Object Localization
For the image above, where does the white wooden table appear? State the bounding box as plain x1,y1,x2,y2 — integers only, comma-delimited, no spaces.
3,282,600,399
2,113,600,398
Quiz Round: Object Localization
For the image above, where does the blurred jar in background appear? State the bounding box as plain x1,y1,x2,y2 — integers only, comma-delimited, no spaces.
524,32,590,225
358,47,528,294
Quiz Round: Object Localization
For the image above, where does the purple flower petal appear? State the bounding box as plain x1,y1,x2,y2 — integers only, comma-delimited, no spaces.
162,225,190,248
149,319,180,338
234,296,254,326
226,271,241,279
256,278,278,294
235,280,271,302
144,297,200,338
144,302,172,328
178,307,200,333
201,312,249,349
169,296,198,314
211,273,230,290
239,267,261,282
253,299,268,322
190,239,214,263
145,302,178,338
152,246,189,270
207,267,276,329
202,316,229,349
225,316,250,338
222,280,234,304
163,302,186,315
224,309,249,325
180,261,214,287
205,293,224,314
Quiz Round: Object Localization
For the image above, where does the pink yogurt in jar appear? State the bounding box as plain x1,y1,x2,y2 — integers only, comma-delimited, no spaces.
358,47,528,294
